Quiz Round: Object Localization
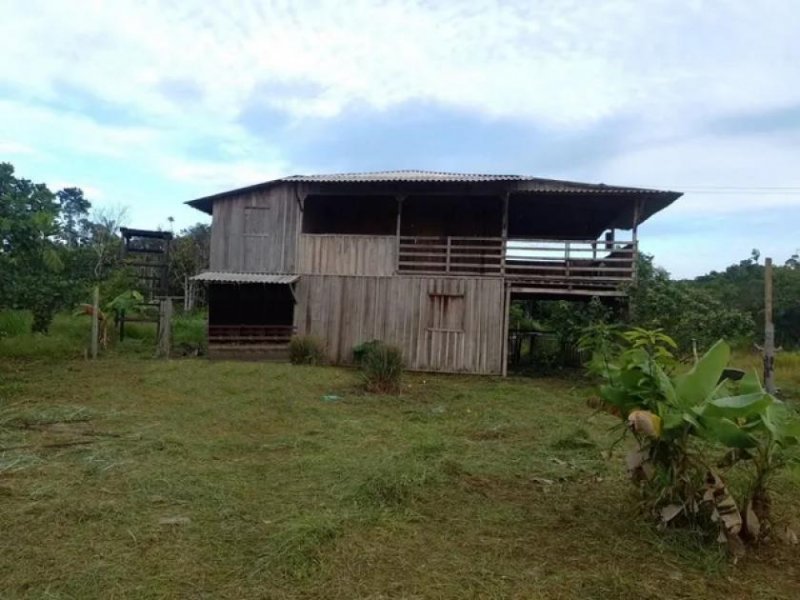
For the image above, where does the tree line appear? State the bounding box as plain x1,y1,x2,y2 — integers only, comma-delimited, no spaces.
0,162,209,332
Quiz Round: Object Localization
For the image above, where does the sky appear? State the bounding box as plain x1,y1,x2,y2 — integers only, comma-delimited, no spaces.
1,0,799,278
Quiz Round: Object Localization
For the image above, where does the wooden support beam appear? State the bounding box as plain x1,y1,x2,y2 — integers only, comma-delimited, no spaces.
395,195,404,274
90,286,99,359
501,192,509,276
501,284,511,377
157,298,173,359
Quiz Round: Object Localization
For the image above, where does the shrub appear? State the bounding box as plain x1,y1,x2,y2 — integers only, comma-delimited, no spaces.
360,341,404,393
288,335,326,365
352,339,383,365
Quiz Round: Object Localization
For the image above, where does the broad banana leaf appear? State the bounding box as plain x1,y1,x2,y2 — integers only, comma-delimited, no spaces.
704,392,773,420
761,403,800,445
653,362,678,406
703,416,758,449
738,370,764,395
674,340,730,408
661,408,684,431
600,384,635,412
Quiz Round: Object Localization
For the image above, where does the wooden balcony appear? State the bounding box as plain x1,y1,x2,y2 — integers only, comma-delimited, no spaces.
398,236,636,295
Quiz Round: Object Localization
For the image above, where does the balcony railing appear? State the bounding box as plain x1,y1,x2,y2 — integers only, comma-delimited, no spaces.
398,236,635,290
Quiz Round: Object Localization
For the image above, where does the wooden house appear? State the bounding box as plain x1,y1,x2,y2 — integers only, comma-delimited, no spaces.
187,170,680,374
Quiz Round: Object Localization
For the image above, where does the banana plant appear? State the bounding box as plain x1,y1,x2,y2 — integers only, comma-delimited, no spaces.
700,369,800,539
585,329,800,549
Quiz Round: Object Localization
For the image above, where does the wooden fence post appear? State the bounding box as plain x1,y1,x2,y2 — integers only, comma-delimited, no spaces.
90,285,99,359
157,298,173,358
764,257,776,394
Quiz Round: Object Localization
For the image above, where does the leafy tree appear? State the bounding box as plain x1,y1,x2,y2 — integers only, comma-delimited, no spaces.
169,223,210,306
0,162,65,331
630,254,754,353
56,187,92,247
692,251,800,349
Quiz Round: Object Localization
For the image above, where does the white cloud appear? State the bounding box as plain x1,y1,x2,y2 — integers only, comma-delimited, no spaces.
50,182,105,200
1,0,799,248
596,133,800,215
3,0,799,127
0,140,37,156
162,157,289,190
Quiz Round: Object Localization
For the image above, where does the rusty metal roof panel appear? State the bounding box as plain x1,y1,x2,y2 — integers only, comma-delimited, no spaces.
190,272,299,284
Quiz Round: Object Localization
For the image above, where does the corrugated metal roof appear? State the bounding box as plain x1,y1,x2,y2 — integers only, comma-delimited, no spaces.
280,170,666,193
281,170,523,183
186,170,681,215
190,272,299,284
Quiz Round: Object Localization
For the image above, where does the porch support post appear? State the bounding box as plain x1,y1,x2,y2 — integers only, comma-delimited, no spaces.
501,283,511,377
395,195,404,274
500,192,509,276
628,198,642,321
632,198,641,282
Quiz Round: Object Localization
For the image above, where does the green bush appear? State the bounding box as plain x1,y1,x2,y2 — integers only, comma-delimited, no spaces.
288,335,326,365
360,341,404,393
352,339,383,365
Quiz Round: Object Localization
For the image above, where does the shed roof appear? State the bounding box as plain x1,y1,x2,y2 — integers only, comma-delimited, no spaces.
190,272,299,284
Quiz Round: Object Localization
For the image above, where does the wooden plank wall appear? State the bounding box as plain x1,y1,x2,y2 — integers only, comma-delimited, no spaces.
298,234,396,276
294,275,505,374
209,184,301,273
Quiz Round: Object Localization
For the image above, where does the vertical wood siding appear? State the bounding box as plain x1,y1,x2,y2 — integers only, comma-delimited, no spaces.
209,184,301,273
294,275,504,374
298,234,396,276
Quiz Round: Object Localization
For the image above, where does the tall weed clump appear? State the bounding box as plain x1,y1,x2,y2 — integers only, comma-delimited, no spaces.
358,341,404,393
581,325,800,557
288,335,326,365
0,310,31,337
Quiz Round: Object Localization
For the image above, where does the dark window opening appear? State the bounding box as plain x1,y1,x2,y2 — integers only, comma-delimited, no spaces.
209,283,294,327
302,195,396,234
508,193,631,239
401,195,501,237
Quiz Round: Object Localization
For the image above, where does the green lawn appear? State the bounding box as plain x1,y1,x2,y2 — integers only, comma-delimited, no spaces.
1,356,799,599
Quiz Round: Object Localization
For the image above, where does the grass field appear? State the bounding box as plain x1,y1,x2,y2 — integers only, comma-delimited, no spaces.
1,351,799,599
